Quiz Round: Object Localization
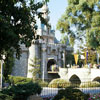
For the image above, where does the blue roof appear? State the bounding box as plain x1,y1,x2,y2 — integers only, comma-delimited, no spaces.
54,37,59,44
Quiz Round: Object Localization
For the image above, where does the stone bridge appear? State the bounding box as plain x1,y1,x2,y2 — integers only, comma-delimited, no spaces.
58,68,100,83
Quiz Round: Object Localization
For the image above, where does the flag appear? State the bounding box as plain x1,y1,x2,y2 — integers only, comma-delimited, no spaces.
74,54,79,65
85,51,88,64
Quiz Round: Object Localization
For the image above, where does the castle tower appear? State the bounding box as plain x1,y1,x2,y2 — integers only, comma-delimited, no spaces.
27,3,51,78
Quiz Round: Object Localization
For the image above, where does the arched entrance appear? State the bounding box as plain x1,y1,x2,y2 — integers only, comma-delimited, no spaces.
69,75,81,86
47,59,56,71
47,59,59,79
93,77,100,83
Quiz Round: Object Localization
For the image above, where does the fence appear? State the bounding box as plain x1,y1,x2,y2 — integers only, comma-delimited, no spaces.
40,81,100,99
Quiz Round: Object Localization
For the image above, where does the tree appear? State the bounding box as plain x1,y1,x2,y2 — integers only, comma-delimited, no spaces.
29,57,41,80
0,0,49,59
57,0,100,51
3,50,14,80
60,34,69,45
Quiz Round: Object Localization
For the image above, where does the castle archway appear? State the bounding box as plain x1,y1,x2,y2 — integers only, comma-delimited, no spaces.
69,74,81,85
92,77,100,83
47,59,56,71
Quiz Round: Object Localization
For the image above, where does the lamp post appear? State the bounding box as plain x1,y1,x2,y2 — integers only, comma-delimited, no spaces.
0,55,5,89
1,60,3,89
96,51,99,64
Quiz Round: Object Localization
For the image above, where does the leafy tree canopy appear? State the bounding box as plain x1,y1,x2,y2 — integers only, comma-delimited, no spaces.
57,0,100,51
0,0,49,59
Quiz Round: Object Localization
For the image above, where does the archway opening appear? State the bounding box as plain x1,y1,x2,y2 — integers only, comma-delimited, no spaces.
47,59,56,71
93,77,100,83
69,75,81,87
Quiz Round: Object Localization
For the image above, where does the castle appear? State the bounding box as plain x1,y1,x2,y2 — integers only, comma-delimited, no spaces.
11,4,73,80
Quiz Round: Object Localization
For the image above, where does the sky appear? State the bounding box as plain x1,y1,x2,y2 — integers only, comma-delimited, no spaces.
47,0,81,53
48,0,68,41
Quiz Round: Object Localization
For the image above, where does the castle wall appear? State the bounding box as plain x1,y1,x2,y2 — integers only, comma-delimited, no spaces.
41,43,48,80
12,45,28,77
27,42,41,78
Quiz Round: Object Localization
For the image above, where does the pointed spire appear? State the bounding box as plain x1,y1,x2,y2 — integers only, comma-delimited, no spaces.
41,3,49,22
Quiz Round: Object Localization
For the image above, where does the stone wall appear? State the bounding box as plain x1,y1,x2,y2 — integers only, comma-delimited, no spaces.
12,50,28,77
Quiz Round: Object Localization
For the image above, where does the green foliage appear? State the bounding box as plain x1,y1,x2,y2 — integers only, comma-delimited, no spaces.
57,0,100,50
82,48,97,64
69,36,75,47
33,79,48,87
3,50,14,80
66,53,75,66
0,93,13,100
0,0,49,59
29,57,41,79
80,81,100,88
60,34,70,45
8,76,48,87
8,75,32,85
48,79,70,88
53,87,90,100
1,82,42,100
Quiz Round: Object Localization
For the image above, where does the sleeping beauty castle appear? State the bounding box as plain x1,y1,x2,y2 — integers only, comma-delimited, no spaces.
11,4,73,80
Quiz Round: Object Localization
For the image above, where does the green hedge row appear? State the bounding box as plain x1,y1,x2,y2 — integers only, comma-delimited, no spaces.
8,75,48,87
0,82,42,100
8,75,32,85
48,78,100,88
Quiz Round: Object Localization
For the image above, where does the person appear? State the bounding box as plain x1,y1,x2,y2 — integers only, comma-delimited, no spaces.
56,65,59,71
90,63,93,68
67,64,70,68
93,64,97,68
97,64,100,69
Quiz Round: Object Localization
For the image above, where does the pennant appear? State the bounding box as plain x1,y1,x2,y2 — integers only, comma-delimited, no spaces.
85,51,88,64
74,54,79,65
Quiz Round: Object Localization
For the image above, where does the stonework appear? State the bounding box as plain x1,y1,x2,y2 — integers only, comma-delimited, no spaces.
12,45,28,77
12,4,73,79
59,68,100,83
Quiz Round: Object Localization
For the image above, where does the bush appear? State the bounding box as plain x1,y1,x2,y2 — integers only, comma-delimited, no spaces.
0,93,13,100
53,87,90,100
48,78,70,88
8,76,48,87
8,75,32,85
1,82,42,100
33,78,48,87
80,81,100,88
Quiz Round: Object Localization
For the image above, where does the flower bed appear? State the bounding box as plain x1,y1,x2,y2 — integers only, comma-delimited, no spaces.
89,93,100,100
41,95,55,100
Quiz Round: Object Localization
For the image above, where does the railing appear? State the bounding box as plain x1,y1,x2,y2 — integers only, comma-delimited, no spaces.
40,81,100,99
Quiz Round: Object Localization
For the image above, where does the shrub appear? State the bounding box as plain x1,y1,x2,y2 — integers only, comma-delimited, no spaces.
53,87,90,100
33,78,48,87
1,82,42,100
8,75,32,85
0,93,13,100
80,81,100,88
48,78,70,88
8,76,48,87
